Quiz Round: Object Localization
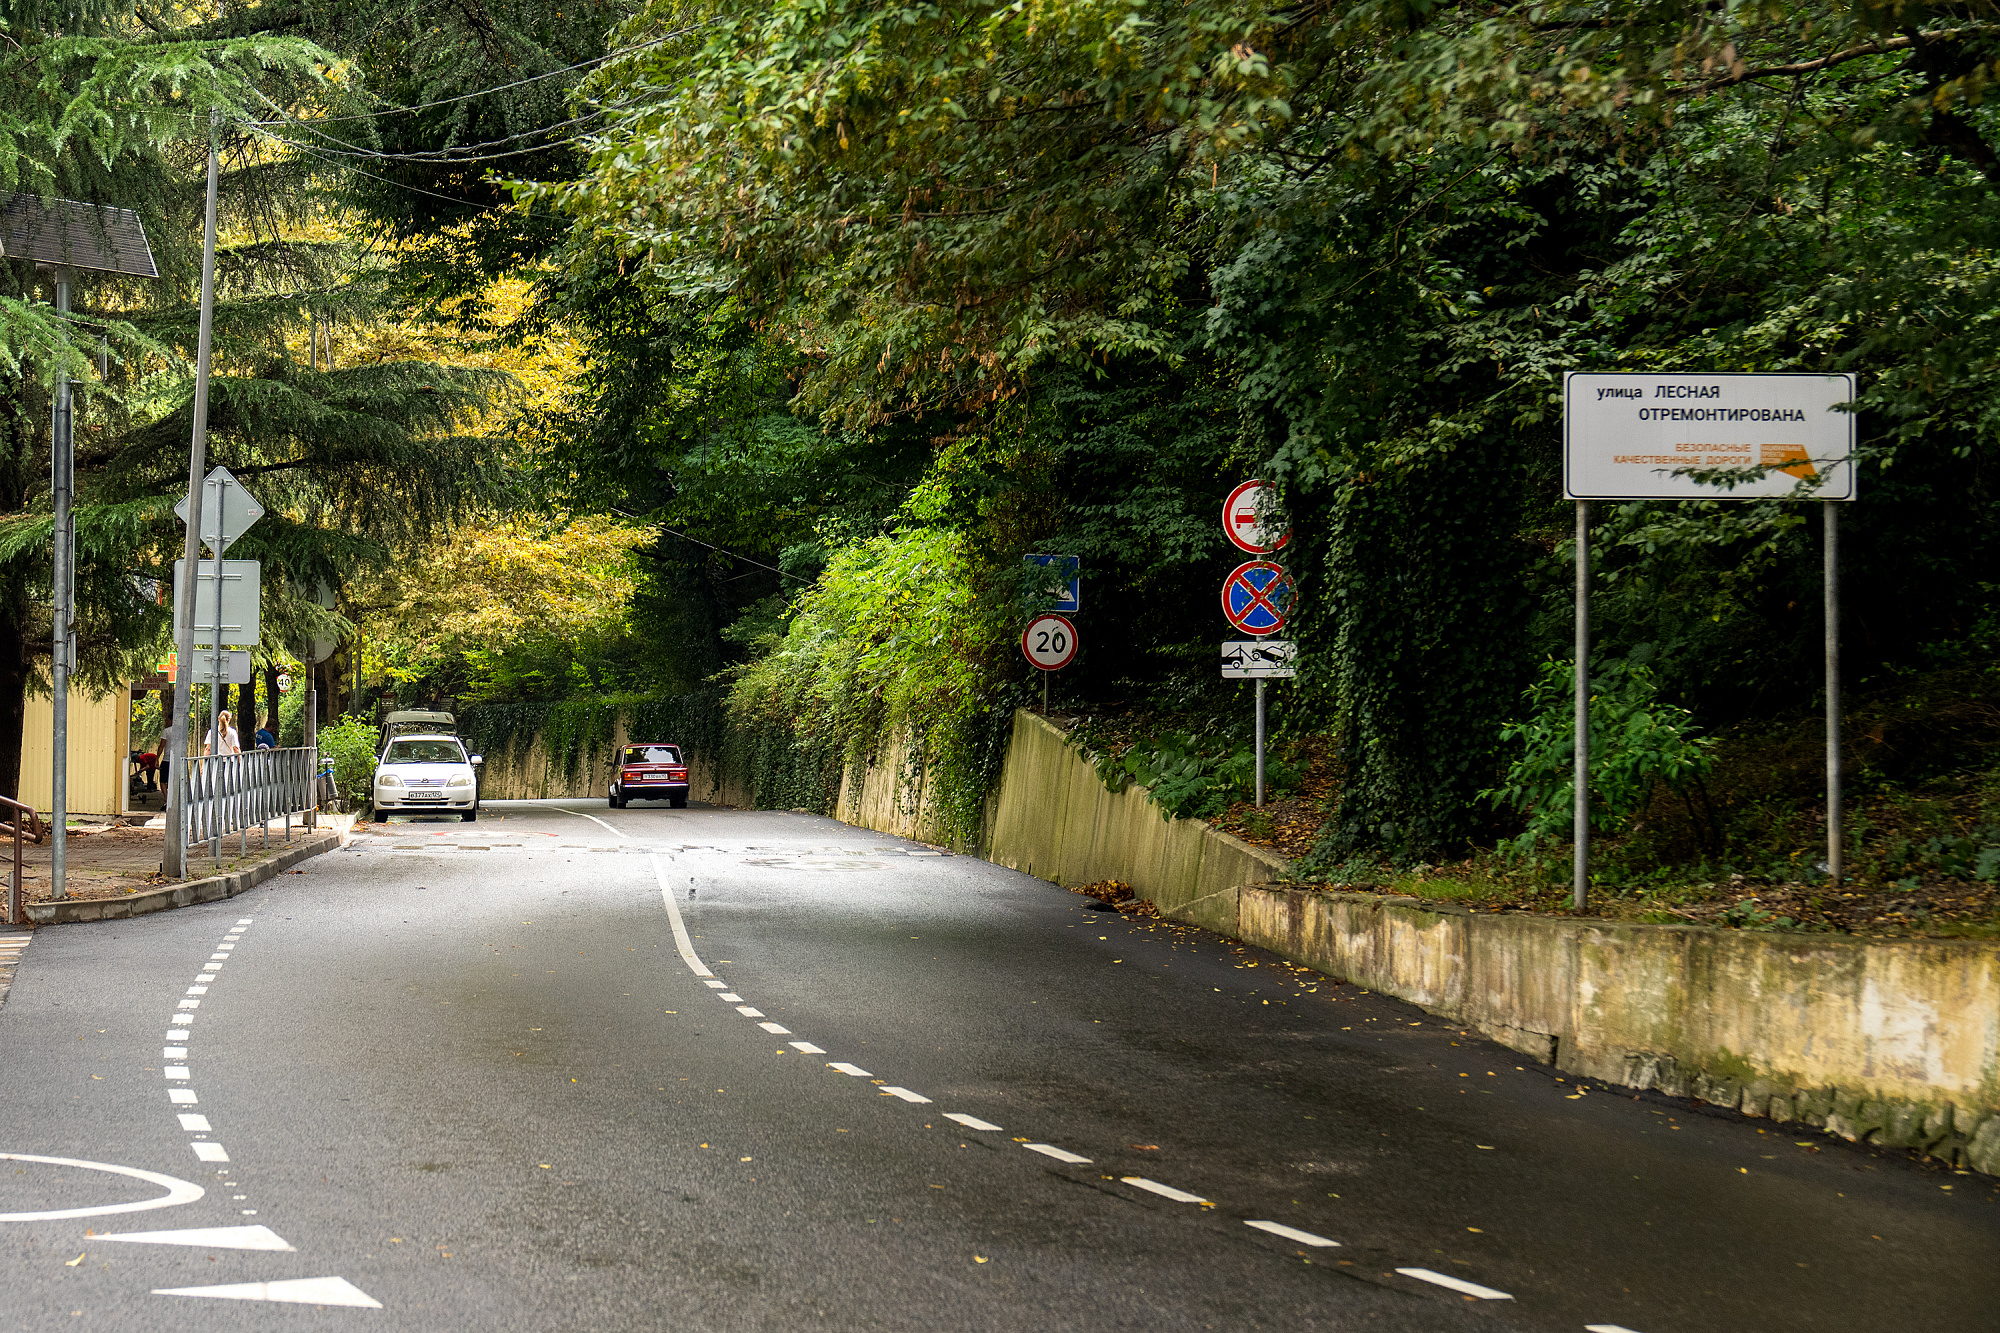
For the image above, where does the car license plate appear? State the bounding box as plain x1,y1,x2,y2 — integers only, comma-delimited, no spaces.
406,791,444,802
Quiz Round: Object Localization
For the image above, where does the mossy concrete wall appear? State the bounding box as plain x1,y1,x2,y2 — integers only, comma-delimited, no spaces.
912,709,2000,1176
978,710,1287,932
1236,888,2000,1174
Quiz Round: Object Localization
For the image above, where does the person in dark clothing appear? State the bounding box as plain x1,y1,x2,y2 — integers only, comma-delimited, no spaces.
254,726,276,750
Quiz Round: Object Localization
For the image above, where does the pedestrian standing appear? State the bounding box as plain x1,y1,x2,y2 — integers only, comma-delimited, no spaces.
209,709,240,756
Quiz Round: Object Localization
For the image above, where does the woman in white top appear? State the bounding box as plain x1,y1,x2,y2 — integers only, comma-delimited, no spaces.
209,709,241,756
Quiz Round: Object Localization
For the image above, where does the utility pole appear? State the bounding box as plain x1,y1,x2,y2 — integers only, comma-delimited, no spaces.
50,270,73,898
166,110,221,880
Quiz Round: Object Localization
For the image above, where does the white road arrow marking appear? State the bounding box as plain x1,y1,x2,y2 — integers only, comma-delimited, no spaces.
154,1276,381,1307
100,1224,293,1251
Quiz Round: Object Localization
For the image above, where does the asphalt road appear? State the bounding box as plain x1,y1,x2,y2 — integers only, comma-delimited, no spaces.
2,800,1993,1331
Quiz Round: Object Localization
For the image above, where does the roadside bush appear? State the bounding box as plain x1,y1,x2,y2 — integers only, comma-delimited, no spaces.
1483,658,1718,860
318,714,381,810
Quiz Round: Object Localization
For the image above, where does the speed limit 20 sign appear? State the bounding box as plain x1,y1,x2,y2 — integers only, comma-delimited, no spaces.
1021,614,1078,671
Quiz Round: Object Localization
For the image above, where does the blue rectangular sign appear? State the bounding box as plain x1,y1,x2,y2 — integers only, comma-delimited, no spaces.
1025,554,1080,613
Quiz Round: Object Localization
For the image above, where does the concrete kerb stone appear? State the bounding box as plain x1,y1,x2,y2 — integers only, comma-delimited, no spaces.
26,823,349,924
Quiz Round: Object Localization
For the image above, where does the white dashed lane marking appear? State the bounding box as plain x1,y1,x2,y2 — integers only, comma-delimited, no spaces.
879,1087,931,1104
1122,1176,1208,1204
788,1041,825,1054
944,1113,1002,1132
1244,1219,1339,1247
1395,1268,1513,1300
828,1063,872,1077
758,1022,791,1034
1023,1143,1092,1165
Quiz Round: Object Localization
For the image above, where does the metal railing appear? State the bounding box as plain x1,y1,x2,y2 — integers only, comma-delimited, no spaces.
182,747,318,862
1,793,46,926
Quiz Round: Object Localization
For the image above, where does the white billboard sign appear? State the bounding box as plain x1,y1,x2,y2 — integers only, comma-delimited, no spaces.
1564,373,1856,501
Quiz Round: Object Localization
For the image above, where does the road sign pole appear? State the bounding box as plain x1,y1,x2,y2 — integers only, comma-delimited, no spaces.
165,110,220,882
1825,503,1841,888
1573,500,1590,912
1254,679,1266,808
50,270,72,900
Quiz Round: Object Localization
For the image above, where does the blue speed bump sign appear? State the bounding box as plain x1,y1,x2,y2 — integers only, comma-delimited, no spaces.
1026,554,1080,612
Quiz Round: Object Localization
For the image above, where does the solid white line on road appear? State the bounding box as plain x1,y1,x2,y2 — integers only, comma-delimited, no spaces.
718,993,743,1001
736,1006,765,1017
758,1022,791,1034
163,1048,187,1060
944,1113,1002,1131
1023,1143,1092,1164
649,854,715,978
154,1276,381,1308
828,1063,872,1076
1122,1177,1208,1204
789,1041,825,1054
1395,1268,1513,1300
880,1087,932,1103
102,1224,293,1251
1585,1326,1648,1332
168,1089,197,1104
566,809,630,840
164,1067,190,1080
191,1143,229,1163
1244,1220,1339,1247
176,1114,211,1132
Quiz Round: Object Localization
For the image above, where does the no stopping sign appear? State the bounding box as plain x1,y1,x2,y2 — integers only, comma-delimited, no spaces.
1021,614,1078,671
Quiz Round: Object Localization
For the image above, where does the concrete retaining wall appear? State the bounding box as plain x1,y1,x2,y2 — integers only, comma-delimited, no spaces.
931,709,2000,1176
1234,887,2000,1173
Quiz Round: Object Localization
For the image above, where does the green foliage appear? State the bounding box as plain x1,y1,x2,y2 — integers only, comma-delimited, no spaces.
530,0,2000,862
728,521,1009,844
317,713,379,807
1484,659,1720,860
1093,729,1299,822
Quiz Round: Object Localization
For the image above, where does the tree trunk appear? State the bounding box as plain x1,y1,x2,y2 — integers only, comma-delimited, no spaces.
264,662,280,737
236,677,253,740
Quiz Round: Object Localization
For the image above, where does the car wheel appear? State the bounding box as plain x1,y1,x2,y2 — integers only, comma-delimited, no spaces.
670,796,688,809
461,806,478,823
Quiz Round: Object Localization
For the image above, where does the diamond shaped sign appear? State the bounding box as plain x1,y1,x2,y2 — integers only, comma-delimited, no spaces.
173,466,264,557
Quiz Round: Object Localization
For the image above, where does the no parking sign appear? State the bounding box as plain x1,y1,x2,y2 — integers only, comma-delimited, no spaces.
1221,561,1295,636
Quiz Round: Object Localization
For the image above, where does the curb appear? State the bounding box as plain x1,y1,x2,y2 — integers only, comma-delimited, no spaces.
26,828,344,925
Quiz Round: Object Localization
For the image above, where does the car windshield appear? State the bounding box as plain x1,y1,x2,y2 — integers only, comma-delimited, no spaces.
624,746,680,765
383,739,465,765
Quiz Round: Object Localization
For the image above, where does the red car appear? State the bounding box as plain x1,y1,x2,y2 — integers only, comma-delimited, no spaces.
610,743,690,808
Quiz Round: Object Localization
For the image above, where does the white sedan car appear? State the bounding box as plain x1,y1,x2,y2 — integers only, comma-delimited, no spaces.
372,734,482,821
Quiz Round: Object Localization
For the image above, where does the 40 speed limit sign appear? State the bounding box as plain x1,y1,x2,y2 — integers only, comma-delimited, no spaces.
1021,614,1079,671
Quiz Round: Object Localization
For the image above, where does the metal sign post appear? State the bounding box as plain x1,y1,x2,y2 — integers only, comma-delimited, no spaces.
3,195,159,897
1022,613,1078,710
1563,372,1856,909
1220,489,1297,809
167,123,223,882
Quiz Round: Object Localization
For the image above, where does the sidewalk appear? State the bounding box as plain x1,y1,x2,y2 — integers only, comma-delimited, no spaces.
10,813,356,922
